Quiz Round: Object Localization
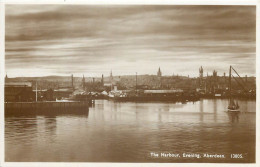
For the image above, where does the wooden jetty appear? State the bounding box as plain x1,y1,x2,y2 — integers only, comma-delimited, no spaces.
5,101,89,115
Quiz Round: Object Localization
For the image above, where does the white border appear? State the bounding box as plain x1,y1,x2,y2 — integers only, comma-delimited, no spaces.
0,0,259,167
0,1,5,167
3,0,258,5
255,2,259,167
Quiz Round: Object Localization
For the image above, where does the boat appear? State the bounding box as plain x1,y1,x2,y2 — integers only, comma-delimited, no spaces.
227,66,240,112
228,98,239,112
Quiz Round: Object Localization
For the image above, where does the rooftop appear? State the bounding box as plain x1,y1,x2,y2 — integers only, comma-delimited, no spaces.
5,82,32,87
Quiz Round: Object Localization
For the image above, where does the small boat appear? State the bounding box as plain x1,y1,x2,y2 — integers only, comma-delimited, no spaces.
228,98,240,112
227,66,240,112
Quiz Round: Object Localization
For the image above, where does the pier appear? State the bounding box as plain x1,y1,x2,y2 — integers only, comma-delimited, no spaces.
5,101,89,115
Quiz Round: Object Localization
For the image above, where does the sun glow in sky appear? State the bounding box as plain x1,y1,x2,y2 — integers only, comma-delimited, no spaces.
5,5,256,77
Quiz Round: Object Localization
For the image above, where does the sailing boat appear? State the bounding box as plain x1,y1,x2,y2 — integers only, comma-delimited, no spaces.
228,98,239,112
227,66,240,112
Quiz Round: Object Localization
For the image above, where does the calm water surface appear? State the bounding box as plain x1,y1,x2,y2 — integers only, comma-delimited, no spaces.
5,99,256,162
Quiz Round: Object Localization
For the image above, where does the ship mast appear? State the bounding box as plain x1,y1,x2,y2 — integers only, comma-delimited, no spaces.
229,65,232,99
36,81,38,102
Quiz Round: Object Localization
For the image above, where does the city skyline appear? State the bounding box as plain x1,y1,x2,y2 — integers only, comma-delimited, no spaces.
5,5,256,77
4,66,256,79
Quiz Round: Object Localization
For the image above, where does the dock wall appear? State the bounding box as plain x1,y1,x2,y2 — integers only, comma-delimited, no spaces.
5,101,89,115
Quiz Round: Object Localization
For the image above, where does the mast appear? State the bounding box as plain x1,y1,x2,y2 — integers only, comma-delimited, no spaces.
228,65,240,110
136,72,137,94
36,81,38,102
229,65,232,98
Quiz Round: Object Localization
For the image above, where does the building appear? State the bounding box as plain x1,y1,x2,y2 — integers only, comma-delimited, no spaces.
54,87,74,99
144,89,183,95
54,74,75,99
35,89,55,101
5,81,35,102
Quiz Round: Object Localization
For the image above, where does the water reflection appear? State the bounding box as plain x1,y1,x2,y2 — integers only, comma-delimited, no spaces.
213,99,217,122
5,99,255,163
227,112,240,123
44,116,57,135
200,99,204,122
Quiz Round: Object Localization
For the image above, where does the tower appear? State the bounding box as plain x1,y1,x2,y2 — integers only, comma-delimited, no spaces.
223,72,226,87
199,66,203,78
213,70,217,77
199,66,204,89
212,70,218,92
110,70,113,83
101,74,104,86
157,67,162,88
110,70,113,90
157,67,162,77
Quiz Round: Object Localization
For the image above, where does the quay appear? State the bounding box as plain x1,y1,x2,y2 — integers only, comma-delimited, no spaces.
5,101,89,115
110,95,199,102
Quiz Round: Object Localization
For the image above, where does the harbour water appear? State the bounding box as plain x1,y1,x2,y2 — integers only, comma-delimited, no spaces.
5,99,255,162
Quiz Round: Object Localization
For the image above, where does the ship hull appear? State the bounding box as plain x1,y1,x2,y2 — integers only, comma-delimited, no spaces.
227,109,240,112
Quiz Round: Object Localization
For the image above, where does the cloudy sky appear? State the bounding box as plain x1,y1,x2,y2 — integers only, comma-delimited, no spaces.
5,5,256,77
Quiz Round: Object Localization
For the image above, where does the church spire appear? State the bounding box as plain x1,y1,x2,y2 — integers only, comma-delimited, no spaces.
199,66,203,78
157,67,162,77
110,70,113,78
101,74,104,86
82,75,85,90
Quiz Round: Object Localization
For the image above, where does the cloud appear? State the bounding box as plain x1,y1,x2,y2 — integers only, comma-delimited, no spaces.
5,5,256,77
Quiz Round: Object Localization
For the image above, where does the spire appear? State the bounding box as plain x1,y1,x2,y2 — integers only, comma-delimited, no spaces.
82,75,85,90
199,66,203,78
82,74,85,82
71,74,74,88
110,70,113,77
213,70,217,77
101,74,104,86
157,67,162,77
110,70,113,84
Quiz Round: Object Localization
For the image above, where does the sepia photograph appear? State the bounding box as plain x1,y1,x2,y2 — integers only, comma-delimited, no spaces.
3,4,256,164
